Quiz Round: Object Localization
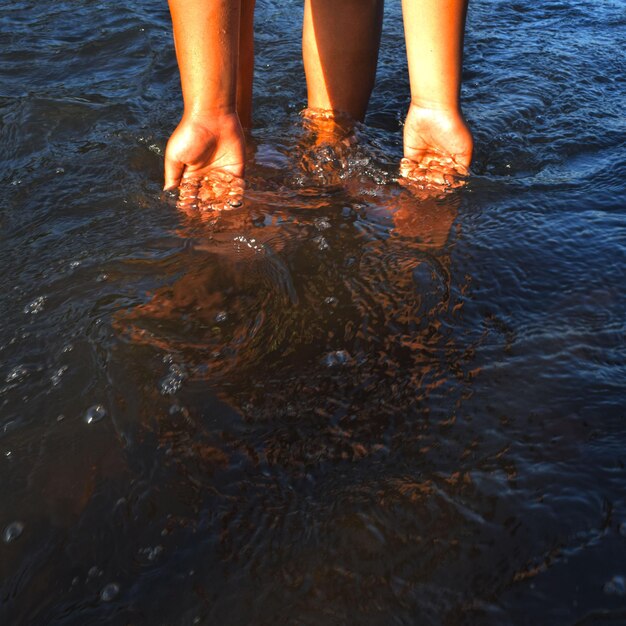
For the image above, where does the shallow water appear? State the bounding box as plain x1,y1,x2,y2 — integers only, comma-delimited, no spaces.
1,0,626,623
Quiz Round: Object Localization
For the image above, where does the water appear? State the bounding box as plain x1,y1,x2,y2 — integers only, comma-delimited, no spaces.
1,0,625,623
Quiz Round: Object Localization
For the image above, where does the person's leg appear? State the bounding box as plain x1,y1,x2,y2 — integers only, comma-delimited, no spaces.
302,0,383,122
237,0,256,129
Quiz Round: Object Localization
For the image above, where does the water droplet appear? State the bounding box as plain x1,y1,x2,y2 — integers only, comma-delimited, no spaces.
84,404,107,424
215,311,228,323
604,575,626,596
3,521,24,543
56,414,65,422
323,350,351,368
23,296,46,314
100,582,120,602
96,273,109,282
5,450,12,458
62,343,74,353
87,566,103,580
324,296,338,307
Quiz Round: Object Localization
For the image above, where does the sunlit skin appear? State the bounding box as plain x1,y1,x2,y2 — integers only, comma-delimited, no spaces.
303,0,383,123
400,103,473,189
164,0,472,204
400,0,473,186
163,0,254,192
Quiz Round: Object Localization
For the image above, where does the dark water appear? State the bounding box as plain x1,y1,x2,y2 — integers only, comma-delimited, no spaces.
1,0,626,623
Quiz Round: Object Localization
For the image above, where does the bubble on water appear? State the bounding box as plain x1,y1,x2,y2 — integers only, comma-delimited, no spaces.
3,521,24,543
23,296,46,314
315,236,330,251
314,217,331,231
6,365,28,383
69,260,81,269
619,522,626,537
56,414,65,422
62,343,74,353
148,143,162,156
160,363,187,395
55,167,65,175
215,311,228,323
324,296,338,307
139,545,164,561
5,450,12,458
84,404,107,424
323,350,351,368
100,582,120,602
87,566,103,580
51,365,68,386
604,575,626,596
96,273,109,282
233,235,263,253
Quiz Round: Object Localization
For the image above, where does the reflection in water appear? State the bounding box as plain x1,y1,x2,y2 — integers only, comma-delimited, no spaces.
107,176,480,623
116,179,461,393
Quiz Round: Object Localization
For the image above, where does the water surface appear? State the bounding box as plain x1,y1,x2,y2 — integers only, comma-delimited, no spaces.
1,0,626,624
